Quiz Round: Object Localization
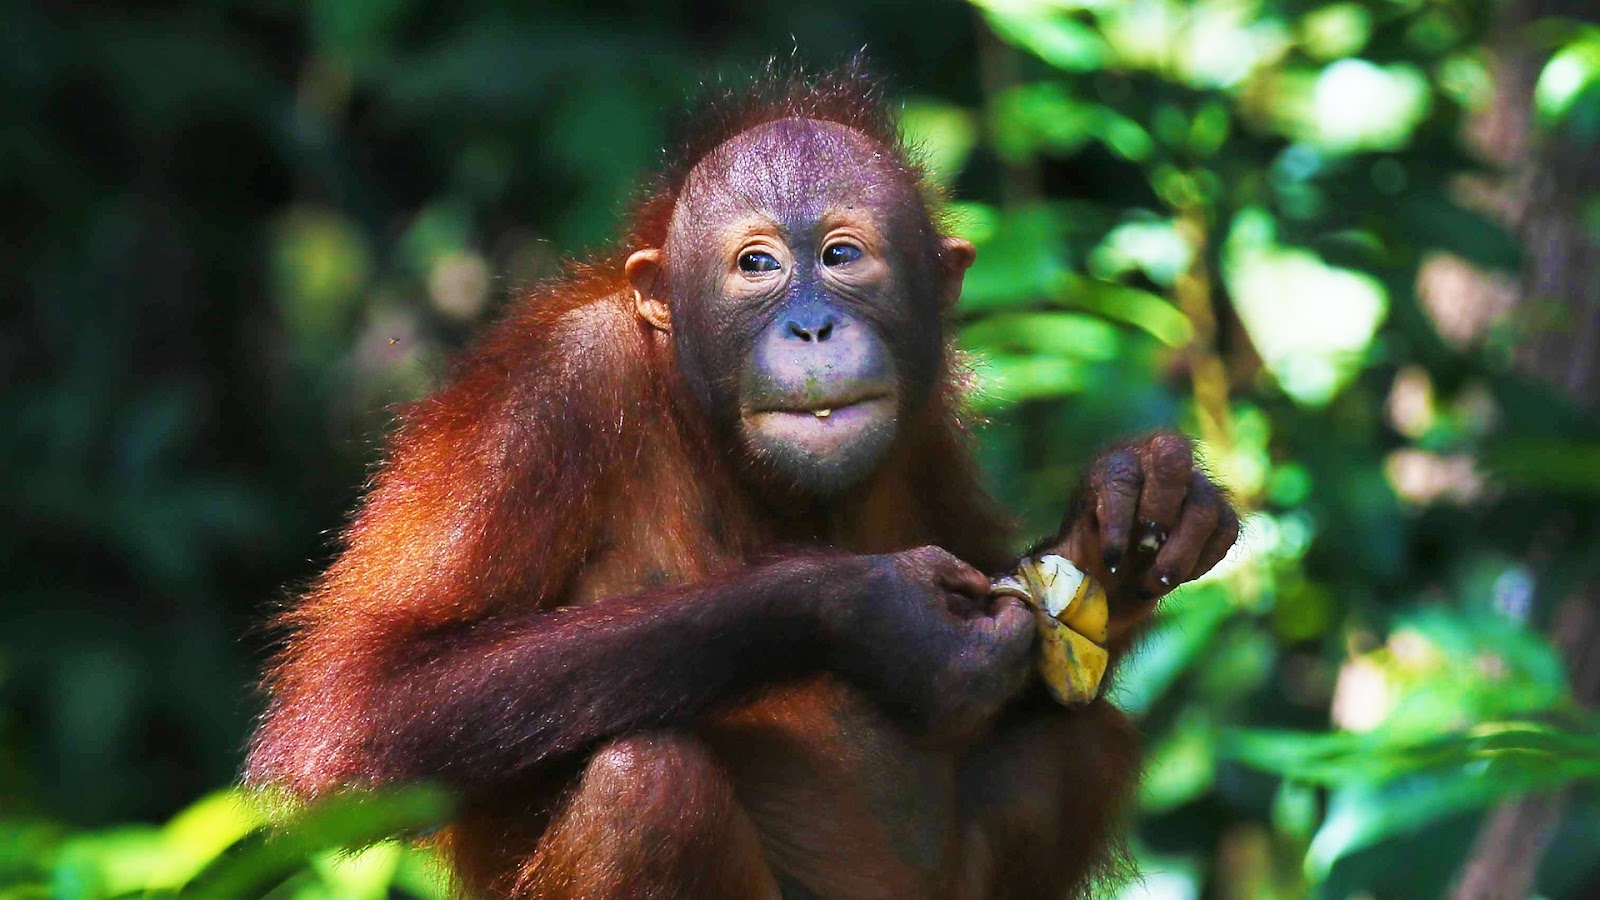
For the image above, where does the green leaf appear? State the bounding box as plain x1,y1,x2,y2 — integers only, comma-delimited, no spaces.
959,312,1121,360
972,3,1108,72
1224,718,1600,787
1394,191,1521,272
1304,756,1588,880
271,207,372,343
1113,583,1236,717
969,353,1091,407
157,791,268,886
51,826,168,899
1482,438,1600,493
0,821,64,884
992,83,1152,162
1140,712,1217,813
900,101,980,188
180,786,453,897
1071,279,1194,347
310,0,410,66
1273,780,1320,844
958,206,1076,310
309,842,401,899
1534,27,1600,128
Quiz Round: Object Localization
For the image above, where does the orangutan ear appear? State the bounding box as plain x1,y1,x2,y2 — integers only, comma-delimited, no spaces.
937,237,976,312
626,248,670,332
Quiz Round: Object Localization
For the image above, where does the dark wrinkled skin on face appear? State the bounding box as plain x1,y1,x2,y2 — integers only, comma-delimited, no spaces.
663,118,945,495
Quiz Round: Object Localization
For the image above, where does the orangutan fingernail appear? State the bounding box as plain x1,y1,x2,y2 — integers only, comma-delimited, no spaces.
1102,546,1122,574
1138,522,1166,552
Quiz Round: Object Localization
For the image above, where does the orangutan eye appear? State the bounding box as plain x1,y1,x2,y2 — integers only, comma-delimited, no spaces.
738,250,781,273
822,243,862,267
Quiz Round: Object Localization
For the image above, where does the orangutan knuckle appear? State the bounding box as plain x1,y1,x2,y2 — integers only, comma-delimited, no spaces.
897,544,941,571
1095,451,1142,492
1146,439,1193,483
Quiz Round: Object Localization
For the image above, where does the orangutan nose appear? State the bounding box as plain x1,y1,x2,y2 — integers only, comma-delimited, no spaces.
785,311,838,342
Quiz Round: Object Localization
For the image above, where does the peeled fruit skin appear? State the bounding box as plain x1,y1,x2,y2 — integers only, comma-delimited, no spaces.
991,554,1111,707
1034,615,1109,707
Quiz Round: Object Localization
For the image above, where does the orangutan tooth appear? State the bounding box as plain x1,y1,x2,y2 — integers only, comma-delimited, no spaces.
815,408,832,418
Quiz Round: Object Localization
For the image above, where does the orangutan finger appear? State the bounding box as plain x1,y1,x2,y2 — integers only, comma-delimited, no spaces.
1192,503,1241,579
1134,433,1193,553
1146,473,1221,595
1091,448,1142,574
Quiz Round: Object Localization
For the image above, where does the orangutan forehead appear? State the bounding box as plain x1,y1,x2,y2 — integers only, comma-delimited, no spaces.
676,118,916,225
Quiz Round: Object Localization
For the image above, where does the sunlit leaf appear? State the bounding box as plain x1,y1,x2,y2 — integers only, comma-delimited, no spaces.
972,2,1108,72
52,826,168,898
1140,712,1216,813
388,846,453,900
0,821,61,885
960,312,1120,360
271,208,372,343
1225,719,1600,799
1303,751,1595,880
969,353,1091,408
958,206,1076,309
900,101,980,188
1089,218,1191,286
398,201,473,275
310,842,401,899
992,82,1152,162
1299,4,1371,60
1071,279,1194,347
1224,220,1387,405
157,791,269,886
1310,60,1431,152
181,786,453,897
1534,27,1600,128
1112,849,1202,900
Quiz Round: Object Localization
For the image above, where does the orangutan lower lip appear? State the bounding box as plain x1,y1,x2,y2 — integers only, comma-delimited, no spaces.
750,391,890,417
744,395,895,450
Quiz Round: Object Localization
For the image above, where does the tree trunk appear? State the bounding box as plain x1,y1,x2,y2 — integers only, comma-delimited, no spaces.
1445,2,1600,898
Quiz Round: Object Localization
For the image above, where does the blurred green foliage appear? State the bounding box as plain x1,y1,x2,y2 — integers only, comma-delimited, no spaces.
3,0,1598,897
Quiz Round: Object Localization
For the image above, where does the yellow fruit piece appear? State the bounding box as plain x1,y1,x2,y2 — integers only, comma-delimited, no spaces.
1026,554,1087,618
992,555,1111,707
1062,578,1109,644
1033,610,1110,706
